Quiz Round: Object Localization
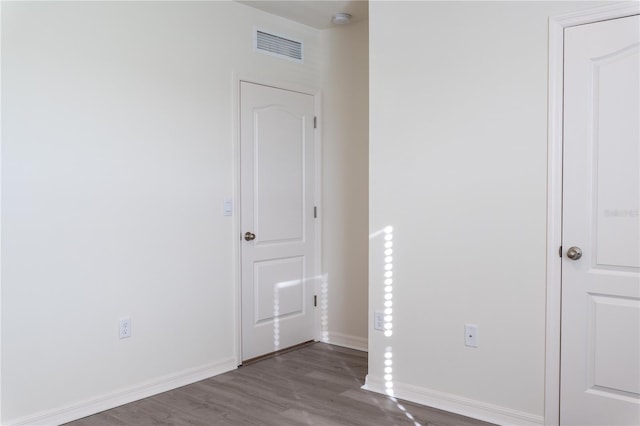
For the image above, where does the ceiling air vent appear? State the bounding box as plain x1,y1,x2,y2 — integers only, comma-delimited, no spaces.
254,29,303,62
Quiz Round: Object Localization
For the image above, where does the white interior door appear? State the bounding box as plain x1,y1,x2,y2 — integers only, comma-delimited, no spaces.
240,81,316,361
561,14,640,425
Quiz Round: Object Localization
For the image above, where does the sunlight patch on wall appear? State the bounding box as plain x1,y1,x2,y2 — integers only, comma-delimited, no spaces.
381,225,421,426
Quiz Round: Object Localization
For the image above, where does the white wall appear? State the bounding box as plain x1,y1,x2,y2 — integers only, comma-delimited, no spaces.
320,19,369,350
367,1,607,424
1,1,327,423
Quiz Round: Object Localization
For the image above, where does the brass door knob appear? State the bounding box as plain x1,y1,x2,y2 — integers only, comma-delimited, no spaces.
244,232,256,241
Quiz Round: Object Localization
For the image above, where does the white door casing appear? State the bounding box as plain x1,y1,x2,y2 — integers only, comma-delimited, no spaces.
239,81,316,361
561,14,640,426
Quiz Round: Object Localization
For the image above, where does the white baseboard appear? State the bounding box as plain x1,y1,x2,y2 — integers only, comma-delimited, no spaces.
321,331,368,352
8,357,237,426
362,375,544,426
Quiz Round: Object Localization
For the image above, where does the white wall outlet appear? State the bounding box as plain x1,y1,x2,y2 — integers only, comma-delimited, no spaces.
464,324,478,347
374,310,385,331
119,317,131,339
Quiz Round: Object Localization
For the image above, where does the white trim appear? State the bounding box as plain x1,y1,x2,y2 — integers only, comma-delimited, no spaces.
0,3,3,423
545,11,564,426
321,332,368,352
234,74,318,100
313,91,324,344
545,3,640,426
362,375,544,426
7,357,237,426
233,74,322,363
232,71,243,366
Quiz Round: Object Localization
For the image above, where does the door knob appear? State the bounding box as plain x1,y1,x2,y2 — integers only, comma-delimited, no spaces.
566,246,582,260
244,232,256,241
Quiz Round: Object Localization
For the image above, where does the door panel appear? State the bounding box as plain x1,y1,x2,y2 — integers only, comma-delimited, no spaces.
240,81,315,361
254,256,304,324
593,42,640,269
254,107,305,244
589,295,640,395
561,15,640,426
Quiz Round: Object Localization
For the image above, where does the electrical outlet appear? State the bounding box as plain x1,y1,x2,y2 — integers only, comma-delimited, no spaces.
374,311,385,331
464,324,478,348
119,317,131,339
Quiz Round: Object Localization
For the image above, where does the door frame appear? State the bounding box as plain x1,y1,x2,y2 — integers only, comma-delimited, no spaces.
232,74,322,365
545,3,640,425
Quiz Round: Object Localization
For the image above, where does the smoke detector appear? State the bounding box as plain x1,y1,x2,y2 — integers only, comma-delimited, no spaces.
332,13,352,25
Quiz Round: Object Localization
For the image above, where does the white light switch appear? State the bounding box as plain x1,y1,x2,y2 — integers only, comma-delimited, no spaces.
374,311,385,331
223,198,233,216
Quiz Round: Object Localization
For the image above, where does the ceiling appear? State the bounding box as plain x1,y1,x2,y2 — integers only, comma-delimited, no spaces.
236,0,368,29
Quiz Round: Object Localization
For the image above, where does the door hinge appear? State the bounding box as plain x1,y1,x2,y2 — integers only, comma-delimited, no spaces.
314,295,317,307
314,206,317,218
559,245,563,258
314,116,317,129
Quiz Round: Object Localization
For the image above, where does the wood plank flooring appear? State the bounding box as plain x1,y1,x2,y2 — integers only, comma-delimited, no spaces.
66,343,495,426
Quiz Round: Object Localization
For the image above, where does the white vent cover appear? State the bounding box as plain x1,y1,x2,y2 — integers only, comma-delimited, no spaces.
254,29,303,62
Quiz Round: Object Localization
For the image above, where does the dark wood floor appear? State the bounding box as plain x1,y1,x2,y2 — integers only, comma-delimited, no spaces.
66,343,494,426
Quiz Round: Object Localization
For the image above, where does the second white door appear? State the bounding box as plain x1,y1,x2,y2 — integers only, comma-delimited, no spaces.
240,81,316,361
561,14,640,426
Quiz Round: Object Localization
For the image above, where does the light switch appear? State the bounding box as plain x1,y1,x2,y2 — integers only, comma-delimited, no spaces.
374,311,385,331
223,198,233,216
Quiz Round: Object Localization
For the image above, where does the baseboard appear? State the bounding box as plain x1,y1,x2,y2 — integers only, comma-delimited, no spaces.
8,357,237,426
321,331,368,352
362,375,544,426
